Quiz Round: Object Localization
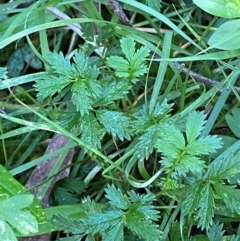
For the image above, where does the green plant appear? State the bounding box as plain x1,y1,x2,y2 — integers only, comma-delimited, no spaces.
2,0,240,240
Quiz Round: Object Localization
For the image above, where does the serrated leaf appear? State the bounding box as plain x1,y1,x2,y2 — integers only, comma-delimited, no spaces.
120,36,136,63
133,125,159,161
107,56,130,78
53,187,79,205
127,190,155,204
107,36,150,79
169,222,181,241
72,80,93,115
97,110,131,140
205,152,240,180
182,182,203,215
102,221,124,241
61,177,86,193
60,111,81,131
35,75,70,101
230,235,240,241
53,215,85,234
73,51,99,80
87,79,102,99
206,221,224,241
80,113,103,150
46,51,76,76
160,124,186,150
186,136,222,155
105,185,130,209
83,210,124,234
126,219,162,241
214,184,240,214
193,0,240,18
95,80,131,106
175,155,206,177
197,183,215,230
152,99,174,119
186,111,206,144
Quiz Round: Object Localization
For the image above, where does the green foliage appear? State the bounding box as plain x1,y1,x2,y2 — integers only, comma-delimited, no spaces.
193,0,240,18
208,20,240,50
0,195,38,238
145,0,162,11
54,185,162,241
2,0,240,240
226,108,240,138
107,36,150,81
97,110,132,141
156,111,222,179
206,221,224,241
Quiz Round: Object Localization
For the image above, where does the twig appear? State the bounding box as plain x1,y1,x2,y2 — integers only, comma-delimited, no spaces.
108,0,132,26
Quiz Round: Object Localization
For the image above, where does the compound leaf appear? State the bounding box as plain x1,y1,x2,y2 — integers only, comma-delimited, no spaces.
107,36,150,79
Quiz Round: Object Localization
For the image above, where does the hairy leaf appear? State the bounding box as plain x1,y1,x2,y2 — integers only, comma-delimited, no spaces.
197,183,215,230
105,185,130,209
186,136,222,156
214,184,240,214
102,222,124,241
205,152,240,180
132,125,159,161
186,111,206,144
107,36,150,79
97,110,132,140
126,219,162,241
80,113,103,150
46,51,76,76
95,80,132,106
35,75,70,101
206,221,224,241
72,80,93,115
182,182,203,215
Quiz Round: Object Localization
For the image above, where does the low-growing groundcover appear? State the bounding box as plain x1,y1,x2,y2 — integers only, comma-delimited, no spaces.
1,0,240,240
